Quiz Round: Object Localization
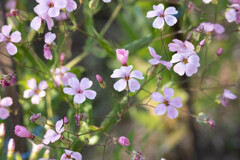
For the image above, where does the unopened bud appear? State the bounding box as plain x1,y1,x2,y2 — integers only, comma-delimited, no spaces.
85,137,89,144
0,123,5,137
96,74,106,88
30,113,47,126
60,53,65,65
217,48,223,56
64,116,69,124
199,39,205,46
7,138,15,160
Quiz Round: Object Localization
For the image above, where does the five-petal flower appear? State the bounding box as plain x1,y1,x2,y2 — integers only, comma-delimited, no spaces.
60,150,82,160
43,119,64,144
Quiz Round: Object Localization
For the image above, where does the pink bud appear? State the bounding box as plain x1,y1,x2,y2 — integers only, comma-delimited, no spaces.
14,125,32,138
0,123,5,137
64,116,69,124
116,49,129,66
208,120,215,129
96,74,103,83
199,39,205,46
118,136,130,146
8,138,15,152
30,113,41,123
60,53,65,64
217,48,223,56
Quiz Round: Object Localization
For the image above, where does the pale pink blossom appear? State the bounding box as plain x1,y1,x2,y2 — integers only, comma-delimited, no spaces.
118,136,130,146
170,52,200,77
116,49,129,66
61,150,82,160
52,66,76,86
221,89,237,107
65,0,77,12
152,87,182,119
0,97,13,120
0,24,21,55
195,22,225,35
168,39,196,54
31,13,54,31
203,0,212,4
44,32,56,60
103,0,111,3
63,77,97,104
34,0,67,18
23,78,48,105
146,3,178,29
43,119,64,144
148,47,172,70
111,65,144,92
15,125,32,138
225,4,240,24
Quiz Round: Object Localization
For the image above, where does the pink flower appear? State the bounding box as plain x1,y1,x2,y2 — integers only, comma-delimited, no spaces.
168,39,196,54
116,49,129,66
170,52,200,77
43,119,64,144
203,0,212,4
63,77,97,104
96,74,103,83
195,22,225,35
31,13,54,31
152,87,183,119
103,0,111,3
44,32,56,60
146,3,178,29
0,97,13,120
0,24,21,55
111,65,144,92
34,0,67,18
66,0,77,12
15,125,32,138
148,47,172,70
225,4,240,24
52,67,76,86
23,78,48,105
221,89,237,107
118,136,130,146
61,150,82,160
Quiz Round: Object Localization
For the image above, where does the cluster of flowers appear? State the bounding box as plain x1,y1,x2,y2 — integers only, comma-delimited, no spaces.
0,74,16,87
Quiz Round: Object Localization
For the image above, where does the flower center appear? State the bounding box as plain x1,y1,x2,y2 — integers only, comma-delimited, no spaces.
35,89,40,94
124,75,130,81
182,59,188,64
48,2,54,8
163,99,169,106
76,89,83,94
66,154,71,158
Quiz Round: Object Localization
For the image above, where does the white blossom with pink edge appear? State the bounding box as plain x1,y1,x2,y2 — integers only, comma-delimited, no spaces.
23,78,48,105
44,32,56,60
152,87,182,119
168,39,196,54
148,47,172,70
146,3,178,29
0,24,21,55
43,119,64,144
111,65,144,93
60,150,82,160
170,52,200,77
51,66,76,86
63,77,97,104
34,0,67,18
0,97,13,120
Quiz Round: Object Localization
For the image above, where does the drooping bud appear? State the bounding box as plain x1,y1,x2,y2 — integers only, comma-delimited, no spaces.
118,136,130,146
74,113,87,127
217,48,223,56
96,74,106,88
116,49,129,66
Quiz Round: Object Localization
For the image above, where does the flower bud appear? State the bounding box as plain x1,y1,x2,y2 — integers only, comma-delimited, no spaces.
64,116,69,124
96,74,106,89
7,138,15,160
116,49,129,66
14,125,32,138
30,113,47,126
199,39,205,47
0,123,5,137
118,136,130,146
207,119,215,129
60,53,65,65
217,48,223,56
85,137,89,144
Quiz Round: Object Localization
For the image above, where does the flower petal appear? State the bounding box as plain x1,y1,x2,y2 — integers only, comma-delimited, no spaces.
164,7,178,15
173,62,186,76
55,119,64,133
80,78,93,90
170,97,182,108
72,152,82,160
111,68,124,78
154,104,167,115
66,0,77,12
164,15,177,26
159,60,172,70
186,63,198,77
44,32,56,44
0,33,5,42
163,87,174,100
2,25,12,37
128,78,141,92
167,106,178,119
54,0,67,9
23,89,34,98
48,7,60,17
223,89,237,99
31,95,41,104
63,87,76,95
27,78,37,89
170,53,183,63
130,70,144,80
68,77,80,90
148,47,161,59
38,81,48,90
30,16,42,31
146,11,158,18
74,93,86,104
152,17,164,29
34,4,48,16
149,59,160,65
83,90,96,100
0,108,10,119
10,31,21,43
39,91,46,97
0,97,13,107
188,55,200,67
152,92,164,102
45,16,54,30
6,42,17,55
153,4,164,12
113,79,127,92
225,9,236,23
